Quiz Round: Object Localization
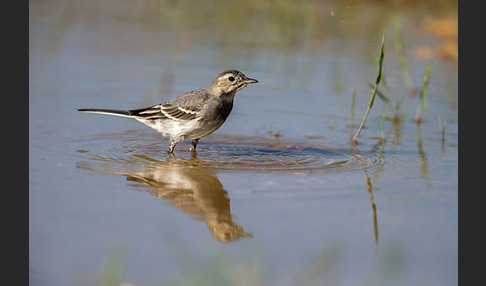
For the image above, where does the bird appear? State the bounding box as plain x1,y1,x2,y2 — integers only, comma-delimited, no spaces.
78,70,258,154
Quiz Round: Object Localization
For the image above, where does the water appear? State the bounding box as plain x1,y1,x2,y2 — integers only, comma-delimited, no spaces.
30,0,457,285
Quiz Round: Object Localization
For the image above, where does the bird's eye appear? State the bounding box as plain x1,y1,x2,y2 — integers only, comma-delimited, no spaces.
228,76,235,82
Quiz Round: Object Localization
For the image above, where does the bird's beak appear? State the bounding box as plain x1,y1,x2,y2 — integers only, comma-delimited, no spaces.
244,78,258,84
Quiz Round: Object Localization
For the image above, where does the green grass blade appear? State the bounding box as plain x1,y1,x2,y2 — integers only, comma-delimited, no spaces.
353,31,386,143
414,60,434,123
394,19,414,95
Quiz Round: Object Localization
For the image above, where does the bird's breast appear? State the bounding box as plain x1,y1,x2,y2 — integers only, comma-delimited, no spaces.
215,98,234,120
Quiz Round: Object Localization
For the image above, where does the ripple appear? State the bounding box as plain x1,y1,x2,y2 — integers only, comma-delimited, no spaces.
75,134,384,173
187,138,381,172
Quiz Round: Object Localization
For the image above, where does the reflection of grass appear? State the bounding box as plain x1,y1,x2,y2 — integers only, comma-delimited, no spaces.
439,115,447,142
416,124,430,179
267,120,281,139
438,115,447,157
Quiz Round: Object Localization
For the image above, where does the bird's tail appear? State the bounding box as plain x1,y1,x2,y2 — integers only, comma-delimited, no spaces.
77,108,131,118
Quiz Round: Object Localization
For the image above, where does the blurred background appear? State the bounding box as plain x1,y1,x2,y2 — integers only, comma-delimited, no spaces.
30,0,457,285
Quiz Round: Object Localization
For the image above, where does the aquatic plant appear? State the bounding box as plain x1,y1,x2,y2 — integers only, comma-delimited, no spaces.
394,19,414,96
349,88,356,140
352,31,386,144
414,60,434,123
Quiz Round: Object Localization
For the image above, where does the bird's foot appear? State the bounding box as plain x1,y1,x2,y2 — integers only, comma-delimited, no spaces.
190,139,199,152
167,143,176,155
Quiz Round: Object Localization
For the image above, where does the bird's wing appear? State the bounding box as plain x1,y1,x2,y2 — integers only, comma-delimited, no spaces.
128,105,168,120
159,102,198,120
128,89,210,121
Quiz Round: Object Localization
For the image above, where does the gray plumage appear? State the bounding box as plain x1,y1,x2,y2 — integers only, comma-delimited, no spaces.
78,70,258,153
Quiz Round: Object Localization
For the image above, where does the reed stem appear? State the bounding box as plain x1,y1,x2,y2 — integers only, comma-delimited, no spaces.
394,19,414,96
350,88,356,128
353,32,386,143
414,60,433,123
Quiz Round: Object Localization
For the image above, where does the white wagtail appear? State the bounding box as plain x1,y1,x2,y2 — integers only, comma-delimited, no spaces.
78,70,258,153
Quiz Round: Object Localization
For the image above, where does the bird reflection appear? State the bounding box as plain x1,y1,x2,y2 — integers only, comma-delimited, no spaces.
125,163,252,242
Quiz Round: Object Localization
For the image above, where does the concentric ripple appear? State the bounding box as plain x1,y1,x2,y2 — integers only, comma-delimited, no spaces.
179,136,383,172
76,133,384,173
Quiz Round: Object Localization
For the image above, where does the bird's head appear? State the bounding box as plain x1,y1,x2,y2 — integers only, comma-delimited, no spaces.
210,70,258,96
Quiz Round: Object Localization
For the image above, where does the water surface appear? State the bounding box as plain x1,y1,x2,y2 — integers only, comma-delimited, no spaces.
30,0,457,285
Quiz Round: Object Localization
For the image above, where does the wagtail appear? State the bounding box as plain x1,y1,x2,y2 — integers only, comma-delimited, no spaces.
78,70,258,153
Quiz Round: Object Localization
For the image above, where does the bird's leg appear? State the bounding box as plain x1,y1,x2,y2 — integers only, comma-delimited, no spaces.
167,141,176,154
190,139,199,151
167,136,184,154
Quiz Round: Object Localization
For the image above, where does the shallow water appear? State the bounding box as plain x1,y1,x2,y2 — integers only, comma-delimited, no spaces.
30,0,457,285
